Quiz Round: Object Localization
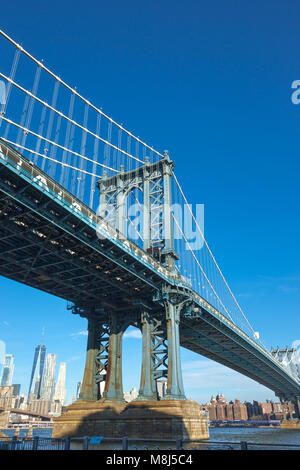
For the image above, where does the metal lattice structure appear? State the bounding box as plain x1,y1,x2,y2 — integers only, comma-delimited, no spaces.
97,155,178,270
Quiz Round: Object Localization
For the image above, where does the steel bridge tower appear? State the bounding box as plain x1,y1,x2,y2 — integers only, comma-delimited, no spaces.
73,152,187,403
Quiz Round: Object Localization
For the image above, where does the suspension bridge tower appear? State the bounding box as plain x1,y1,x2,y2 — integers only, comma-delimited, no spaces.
52,154,209,441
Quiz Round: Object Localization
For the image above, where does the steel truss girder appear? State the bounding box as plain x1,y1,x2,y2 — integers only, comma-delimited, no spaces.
152,323,168,380
194,310,300,392
94,323,110,397
0,194,157,306
0,177,162,293
137,311,168,400
184,331,290,396
180,318,296,397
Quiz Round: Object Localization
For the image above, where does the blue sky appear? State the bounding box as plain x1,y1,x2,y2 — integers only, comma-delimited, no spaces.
0,0,300,404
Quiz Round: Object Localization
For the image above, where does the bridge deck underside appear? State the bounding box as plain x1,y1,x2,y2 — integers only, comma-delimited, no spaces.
0,142,299,400
180,313,300,398
0,158,162,313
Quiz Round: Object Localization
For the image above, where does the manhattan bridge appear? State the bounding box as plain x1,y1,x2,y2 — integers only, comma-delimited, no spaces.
0,29,299,423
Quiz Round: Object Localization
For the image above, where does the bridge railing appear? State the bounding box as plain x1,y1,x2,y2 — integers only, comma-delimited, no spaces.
0,436,65,450
1,435,300,450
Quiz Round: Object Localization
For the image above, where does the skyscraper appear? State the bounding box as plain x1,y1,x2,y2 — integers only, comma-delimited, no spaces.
41,353,57,401
0,354,14,386
33,376,41,396
156,379,167,399
54,362,66,405
28,332,46,400
12,384,21,397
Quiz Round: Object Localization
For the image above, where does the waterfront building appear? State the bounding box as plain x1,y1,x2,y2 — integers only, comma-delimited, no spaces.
232,399,247,420
216,404,226,420
260,401,273,415
124,386,138,402
216,393,226,404
208,404,217,420
157,379,167,399
204,394,274,421
226,403,234,420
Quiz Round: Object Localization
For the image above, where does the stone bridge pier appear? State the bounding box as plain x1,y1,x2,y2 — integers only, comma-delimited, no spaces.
52,290,209,440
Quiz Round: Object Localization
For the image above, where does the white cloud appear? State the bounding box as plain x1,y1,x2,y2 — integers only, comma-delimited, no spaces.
70,328,142,340
278,285,299,294
237,293,253,299
123,329,142,339
70,330,88,337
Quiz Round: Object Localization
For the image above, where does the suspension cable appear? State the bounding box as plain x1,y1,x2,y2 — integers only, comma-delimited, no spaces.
173,170,260,340
0,28,163,159
172,214,235,323
125,215,144,243
0,72,144,164
0,116,118,173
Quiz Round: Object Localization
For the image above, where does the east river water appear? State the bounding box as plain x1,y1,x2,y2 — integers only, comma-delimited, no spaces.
208,427,300,449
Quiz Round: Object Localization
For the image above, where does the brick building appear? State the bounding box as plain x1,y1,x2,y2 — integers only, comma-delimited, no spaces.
204,394,282,421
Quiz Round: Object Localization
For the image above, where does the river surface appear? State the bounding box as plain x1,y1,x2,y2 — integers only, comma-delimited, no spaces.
208,427,300,449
